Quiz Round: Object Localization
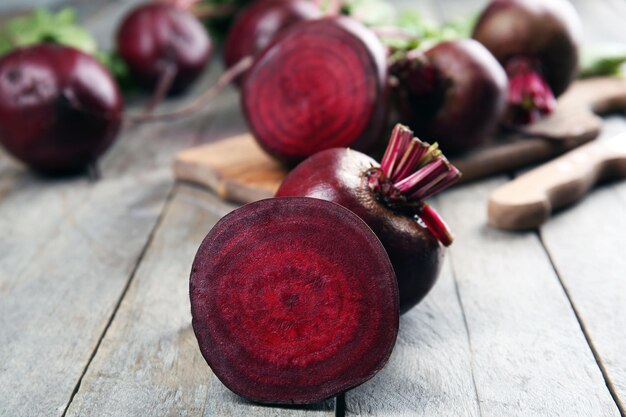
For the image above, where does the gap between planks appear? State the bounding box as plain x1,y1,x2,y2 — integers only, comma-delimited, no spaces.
62,184,336,417
60,185,177,417
539,242,626,417
536,116,626,417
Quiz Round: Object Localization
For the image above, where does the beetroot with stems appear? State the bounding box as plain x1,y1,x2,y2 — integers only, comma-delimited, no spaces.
472,0,582,124
277,124,461,313
116,2,212,95
390,39,507,155
0,44,123,173
190,197,398,404
224,0,321,78
242,16,388,163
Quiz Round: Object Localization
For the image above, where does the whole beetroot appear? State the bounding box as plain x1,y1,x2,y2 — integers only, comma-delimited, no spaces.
277,124,461,313
224,0,321,76
472,0,582,124
117,2,213,95
0,44,123,173
391,39,507,154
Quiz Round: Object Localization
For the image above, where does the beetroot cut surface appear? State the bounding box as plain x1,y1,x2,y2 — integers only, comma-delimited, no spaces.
190,197,399,404
242,17,388,163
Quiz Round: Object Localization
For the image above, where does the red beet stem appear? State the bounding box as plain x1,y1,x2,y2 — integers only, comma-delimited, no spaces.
368,124,460,246
143,63,178,114
505,56,557,125
418,203,454,247
126,56,253,124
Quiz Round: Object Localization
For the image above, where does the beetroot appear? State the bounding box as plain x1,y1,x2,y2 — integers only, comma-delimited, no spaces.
0,44,123,173
224,0,321,77
472,0,582,124
390,39,507,154
277,124,461,313
242,17,388,163
190,197,398,404
116,2,212,95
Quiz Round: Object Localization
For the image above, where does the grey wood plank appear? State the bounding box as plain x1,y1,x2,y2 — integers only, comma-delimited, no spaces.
345,260,479,417
434,178,621,417
0,3,238,417
538,116,626,414
571,0,626,44
434,0,486,22
0,172,172,417
84,0,146,52
63,185,335,417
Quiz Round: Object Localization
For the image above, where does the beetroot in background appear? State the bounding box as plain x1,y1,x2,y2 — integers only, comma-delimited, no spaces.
117,2,213,95
391,39,507,154
473,0,582,124
0,44,123,173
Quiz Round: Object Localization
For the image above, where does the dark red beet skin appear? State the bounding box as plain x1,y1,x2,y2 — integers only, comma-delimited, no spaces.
472,0,582,123
117,2,212,94
277,149,442,312
391,39,507,154
242,17,388,164
224,0,321,73
0,44,123,173
277,125,461,313
190,197,399,404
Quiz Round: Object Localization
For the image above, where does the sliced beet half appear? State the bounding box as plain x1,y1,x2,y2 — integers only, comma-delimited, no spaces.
190,197,399,404
241,17,388,164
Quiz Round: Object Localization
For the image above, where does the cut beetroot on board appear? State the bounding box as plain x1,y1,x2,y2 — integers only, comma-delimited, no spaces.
190,197,399,404
242,17,388,164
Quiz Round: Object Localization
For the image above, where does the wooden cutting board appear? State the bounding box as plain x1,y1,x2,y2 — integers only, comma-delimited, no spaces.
173,77,626,204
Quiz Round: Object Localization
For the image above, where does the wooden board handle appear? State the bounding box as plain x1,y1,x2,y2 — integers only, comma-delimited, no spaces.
488,132,626,230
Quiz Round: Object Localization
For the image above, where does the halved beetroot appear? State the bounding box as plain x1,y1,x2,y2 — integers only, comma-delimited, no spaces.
242,17,388,164
190,197,399,404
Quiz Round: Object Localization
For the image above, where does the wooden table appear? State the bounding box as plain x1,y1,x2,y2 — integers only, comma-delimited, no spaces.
1,0,625,416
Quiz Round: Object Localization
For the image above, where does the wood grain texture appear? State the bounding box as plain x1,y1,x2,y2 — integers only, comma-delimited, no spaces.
0,172,171,417
173,134,287,202
435,178,621,417
539,117,626,414
0,1,240,416
64,185,335,417
530,2,626,412
345,260,479,417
